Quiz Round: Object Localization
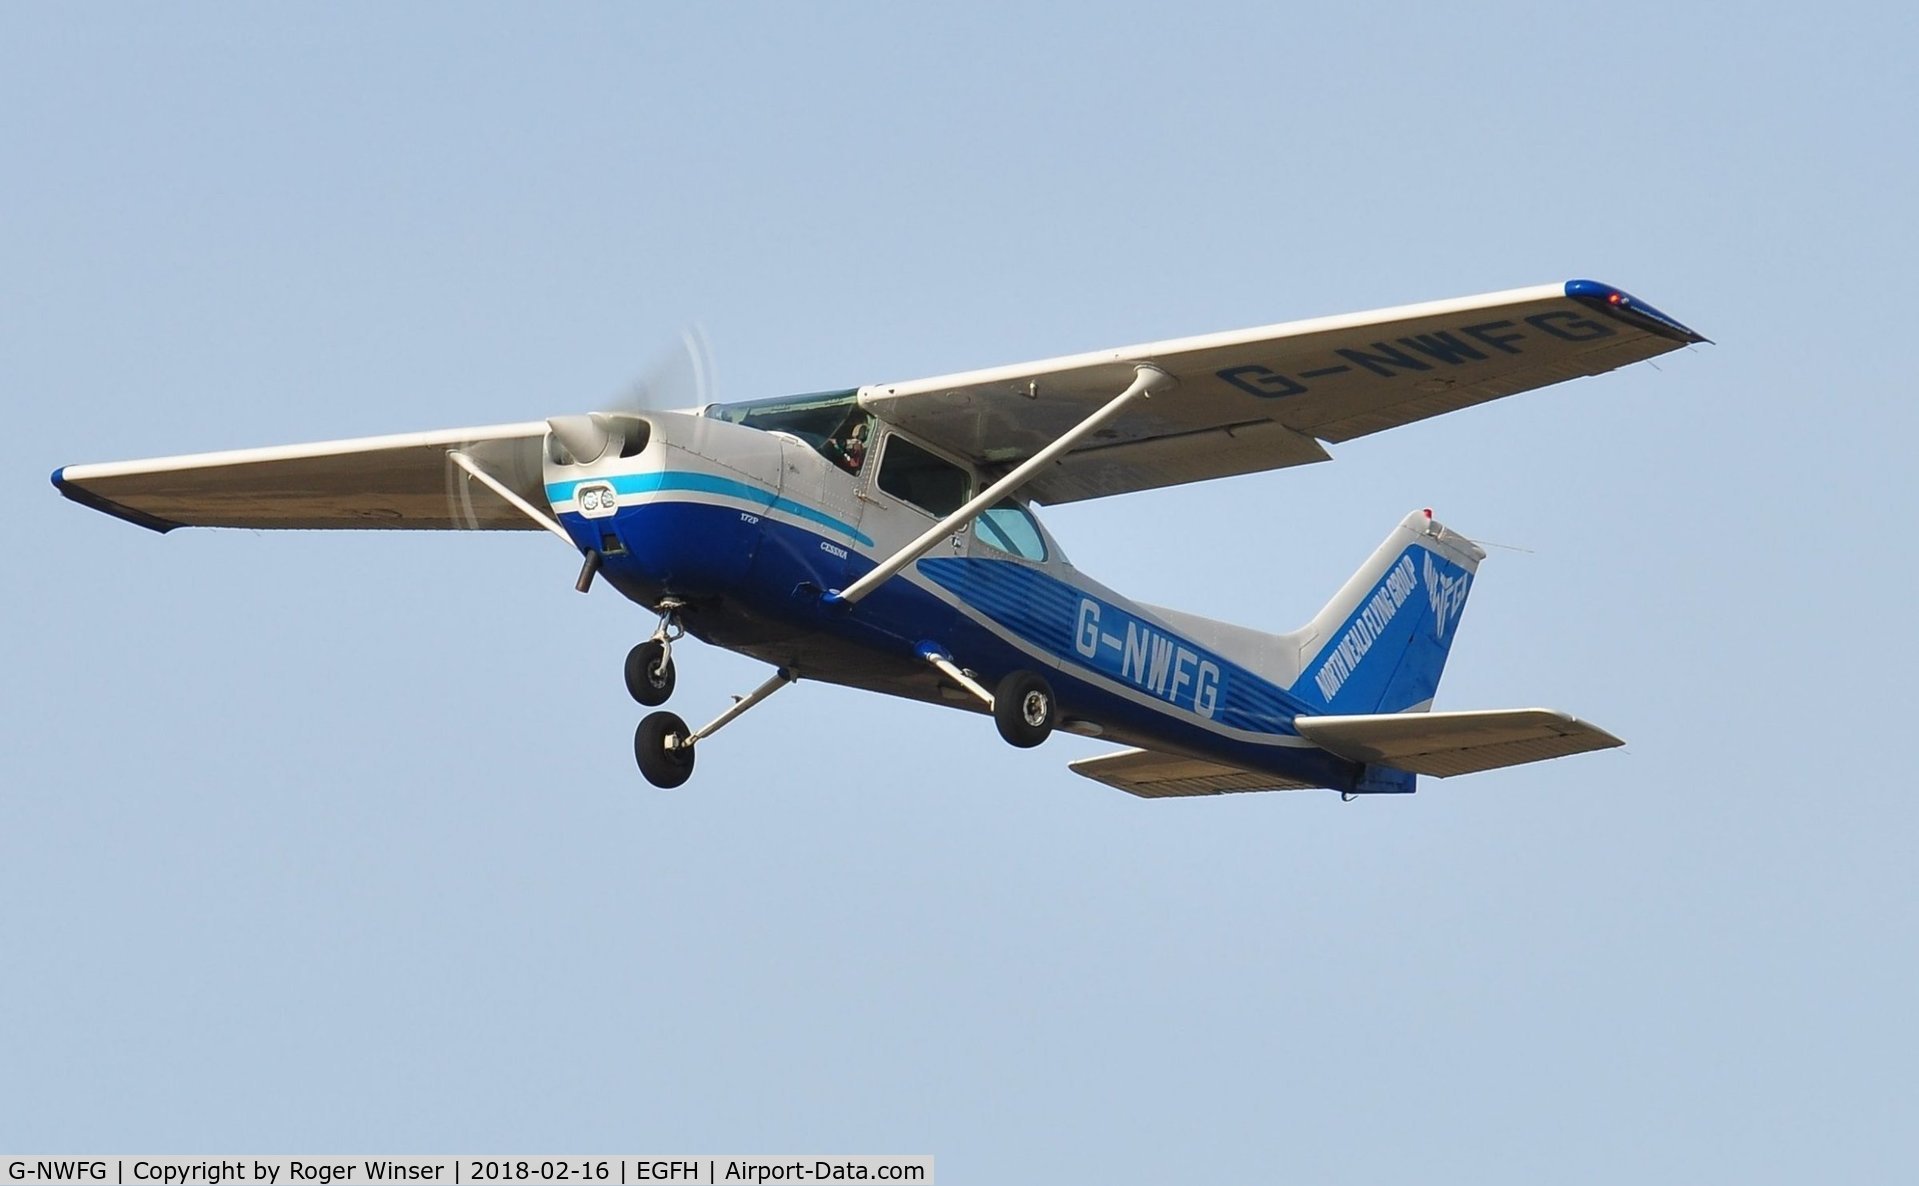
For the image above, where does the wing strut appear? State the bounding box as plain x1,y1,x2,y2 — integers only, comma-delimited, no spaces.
678,667,797,746
825,364,1175,608
918,642,995,707
446,449,573,545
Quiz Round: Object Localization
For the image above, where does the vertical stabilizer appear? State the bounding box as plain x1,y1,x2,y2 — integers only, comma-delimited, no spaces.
1287,511,1485,715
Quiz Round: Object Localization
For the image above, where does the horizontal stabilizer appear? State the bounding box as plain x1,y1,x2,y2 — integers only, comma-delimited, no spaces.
1068,747,1319,799
1292,708,1622,777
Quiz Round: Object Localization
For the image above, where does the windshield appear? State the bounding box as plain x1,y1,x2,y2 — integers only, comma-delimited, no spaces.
708,390,872,474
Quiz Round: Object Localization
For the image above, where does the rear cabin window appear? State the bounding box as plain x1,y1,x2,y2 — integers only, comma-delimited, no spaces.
976,502,1047,562
877,435,970,517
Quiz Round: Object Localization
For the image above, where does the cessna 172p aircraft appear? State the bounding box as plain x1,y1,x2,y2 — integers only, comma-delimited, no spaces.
53,280,1703,796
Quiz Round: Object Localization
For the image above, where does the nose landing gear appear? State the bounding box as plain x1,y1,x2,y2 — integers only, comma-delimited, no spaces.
625,599,685,706
624,640,676,706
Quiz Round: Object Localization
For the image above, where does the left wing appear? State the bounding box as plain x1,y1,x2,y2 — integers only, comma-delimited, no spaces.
859,279,1703,504
52,422,548,532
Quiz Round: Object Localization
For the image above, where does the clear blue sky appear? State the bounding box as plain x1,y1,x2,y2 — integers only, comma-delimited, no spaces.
4,3,1914,1180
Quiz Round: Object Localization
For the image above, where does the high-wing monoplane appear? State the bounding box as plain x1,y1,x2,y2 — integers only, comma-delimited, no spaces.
54,280,1704,797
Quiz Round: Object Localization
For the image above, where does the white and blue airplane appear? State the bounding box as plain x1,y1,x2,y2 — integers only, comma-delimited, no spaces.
53,280,1703,796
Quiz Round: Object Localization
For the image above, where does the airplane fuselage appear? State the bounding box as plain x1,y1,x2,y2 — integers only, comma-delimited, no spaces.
545,408,1378,793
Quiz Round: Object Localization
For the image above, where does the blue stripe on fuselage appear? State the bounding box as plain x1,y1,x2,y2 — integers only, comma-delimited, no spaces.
916,557,1311,736
547,470,873,547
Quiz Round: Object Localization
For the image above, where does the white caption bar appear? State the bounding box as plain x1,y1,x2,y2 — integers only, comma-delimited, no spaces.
2,1160,932,1186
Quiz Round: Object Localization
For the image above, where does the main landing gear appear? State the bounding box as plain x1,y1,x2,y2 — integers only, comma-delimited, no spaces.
629,654,1055,789
918,643,1056,749
992,670,1056,748
623,610,1058,789
634,668,796,789
623,600,808,790
634,711,694,787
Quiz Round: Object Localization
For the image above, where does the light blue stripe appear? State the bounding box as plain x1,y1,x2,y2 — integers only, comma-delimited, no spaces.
546,471,873,547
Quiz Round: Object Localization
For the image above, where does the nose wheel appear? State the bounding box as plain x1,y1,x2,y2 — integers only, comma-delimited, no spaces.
625,599,686,706
625,640,676,705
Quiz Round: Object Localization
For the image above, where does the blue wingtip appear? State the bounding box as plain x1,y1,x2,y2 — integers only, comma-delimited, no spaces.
51,465,67,489
1565,279,1709,344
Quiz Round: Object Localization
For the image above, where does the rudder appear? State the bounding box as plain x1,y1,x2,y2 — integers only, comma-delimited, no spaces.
1287,510,1485,715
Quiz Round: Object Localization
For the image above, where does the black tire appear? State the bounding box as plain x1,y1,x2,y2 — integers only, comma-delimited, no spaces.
993,670,1056,748
635,711,695,788
625,640,676,706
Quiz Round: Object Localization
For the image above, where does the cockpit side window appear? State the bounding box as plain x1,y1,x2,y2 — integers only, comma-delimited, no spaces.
975,501,1048,562
876,434,970,518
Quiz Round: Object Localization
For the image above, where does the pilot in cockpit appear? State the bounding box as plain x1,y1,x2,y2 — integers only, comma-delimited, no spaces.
825,413,869,475
842,421,868,471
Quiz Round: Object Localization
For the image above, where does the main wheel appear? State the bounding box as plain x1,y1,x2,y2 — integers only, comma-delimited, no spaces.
993,670,1056,748
635,711,695,788
625,640,676,706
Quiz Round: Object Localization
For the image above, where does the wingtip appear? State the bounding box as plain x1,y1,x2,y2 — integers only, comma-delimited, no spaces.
1535,707,1626,748
1564,278,1707,345
50,464,183,533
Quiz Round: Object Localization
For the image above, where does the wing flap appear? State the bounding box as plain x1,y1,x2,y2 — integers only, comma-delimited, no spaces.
1028,419,1332,505
1068,747,1320,798
1292,708,1623,777
860,280,1702,503
53,423,549,532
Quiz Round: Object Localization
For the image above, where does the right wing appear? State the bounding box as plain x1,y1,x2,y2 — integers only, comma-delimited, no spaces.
52,422,548,532
861,280,1705,504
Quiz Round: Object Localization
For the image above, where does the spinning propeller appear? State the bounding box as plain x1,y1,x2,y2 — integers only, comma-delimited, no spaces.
547,325,716,464
445,325,716,530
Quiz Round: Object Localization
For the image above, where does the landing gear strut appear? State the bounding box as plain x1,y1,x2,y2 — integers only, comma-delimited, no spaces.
625,640,675,706
917,644,1056,750
625,599,685,706
634,667,797,789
